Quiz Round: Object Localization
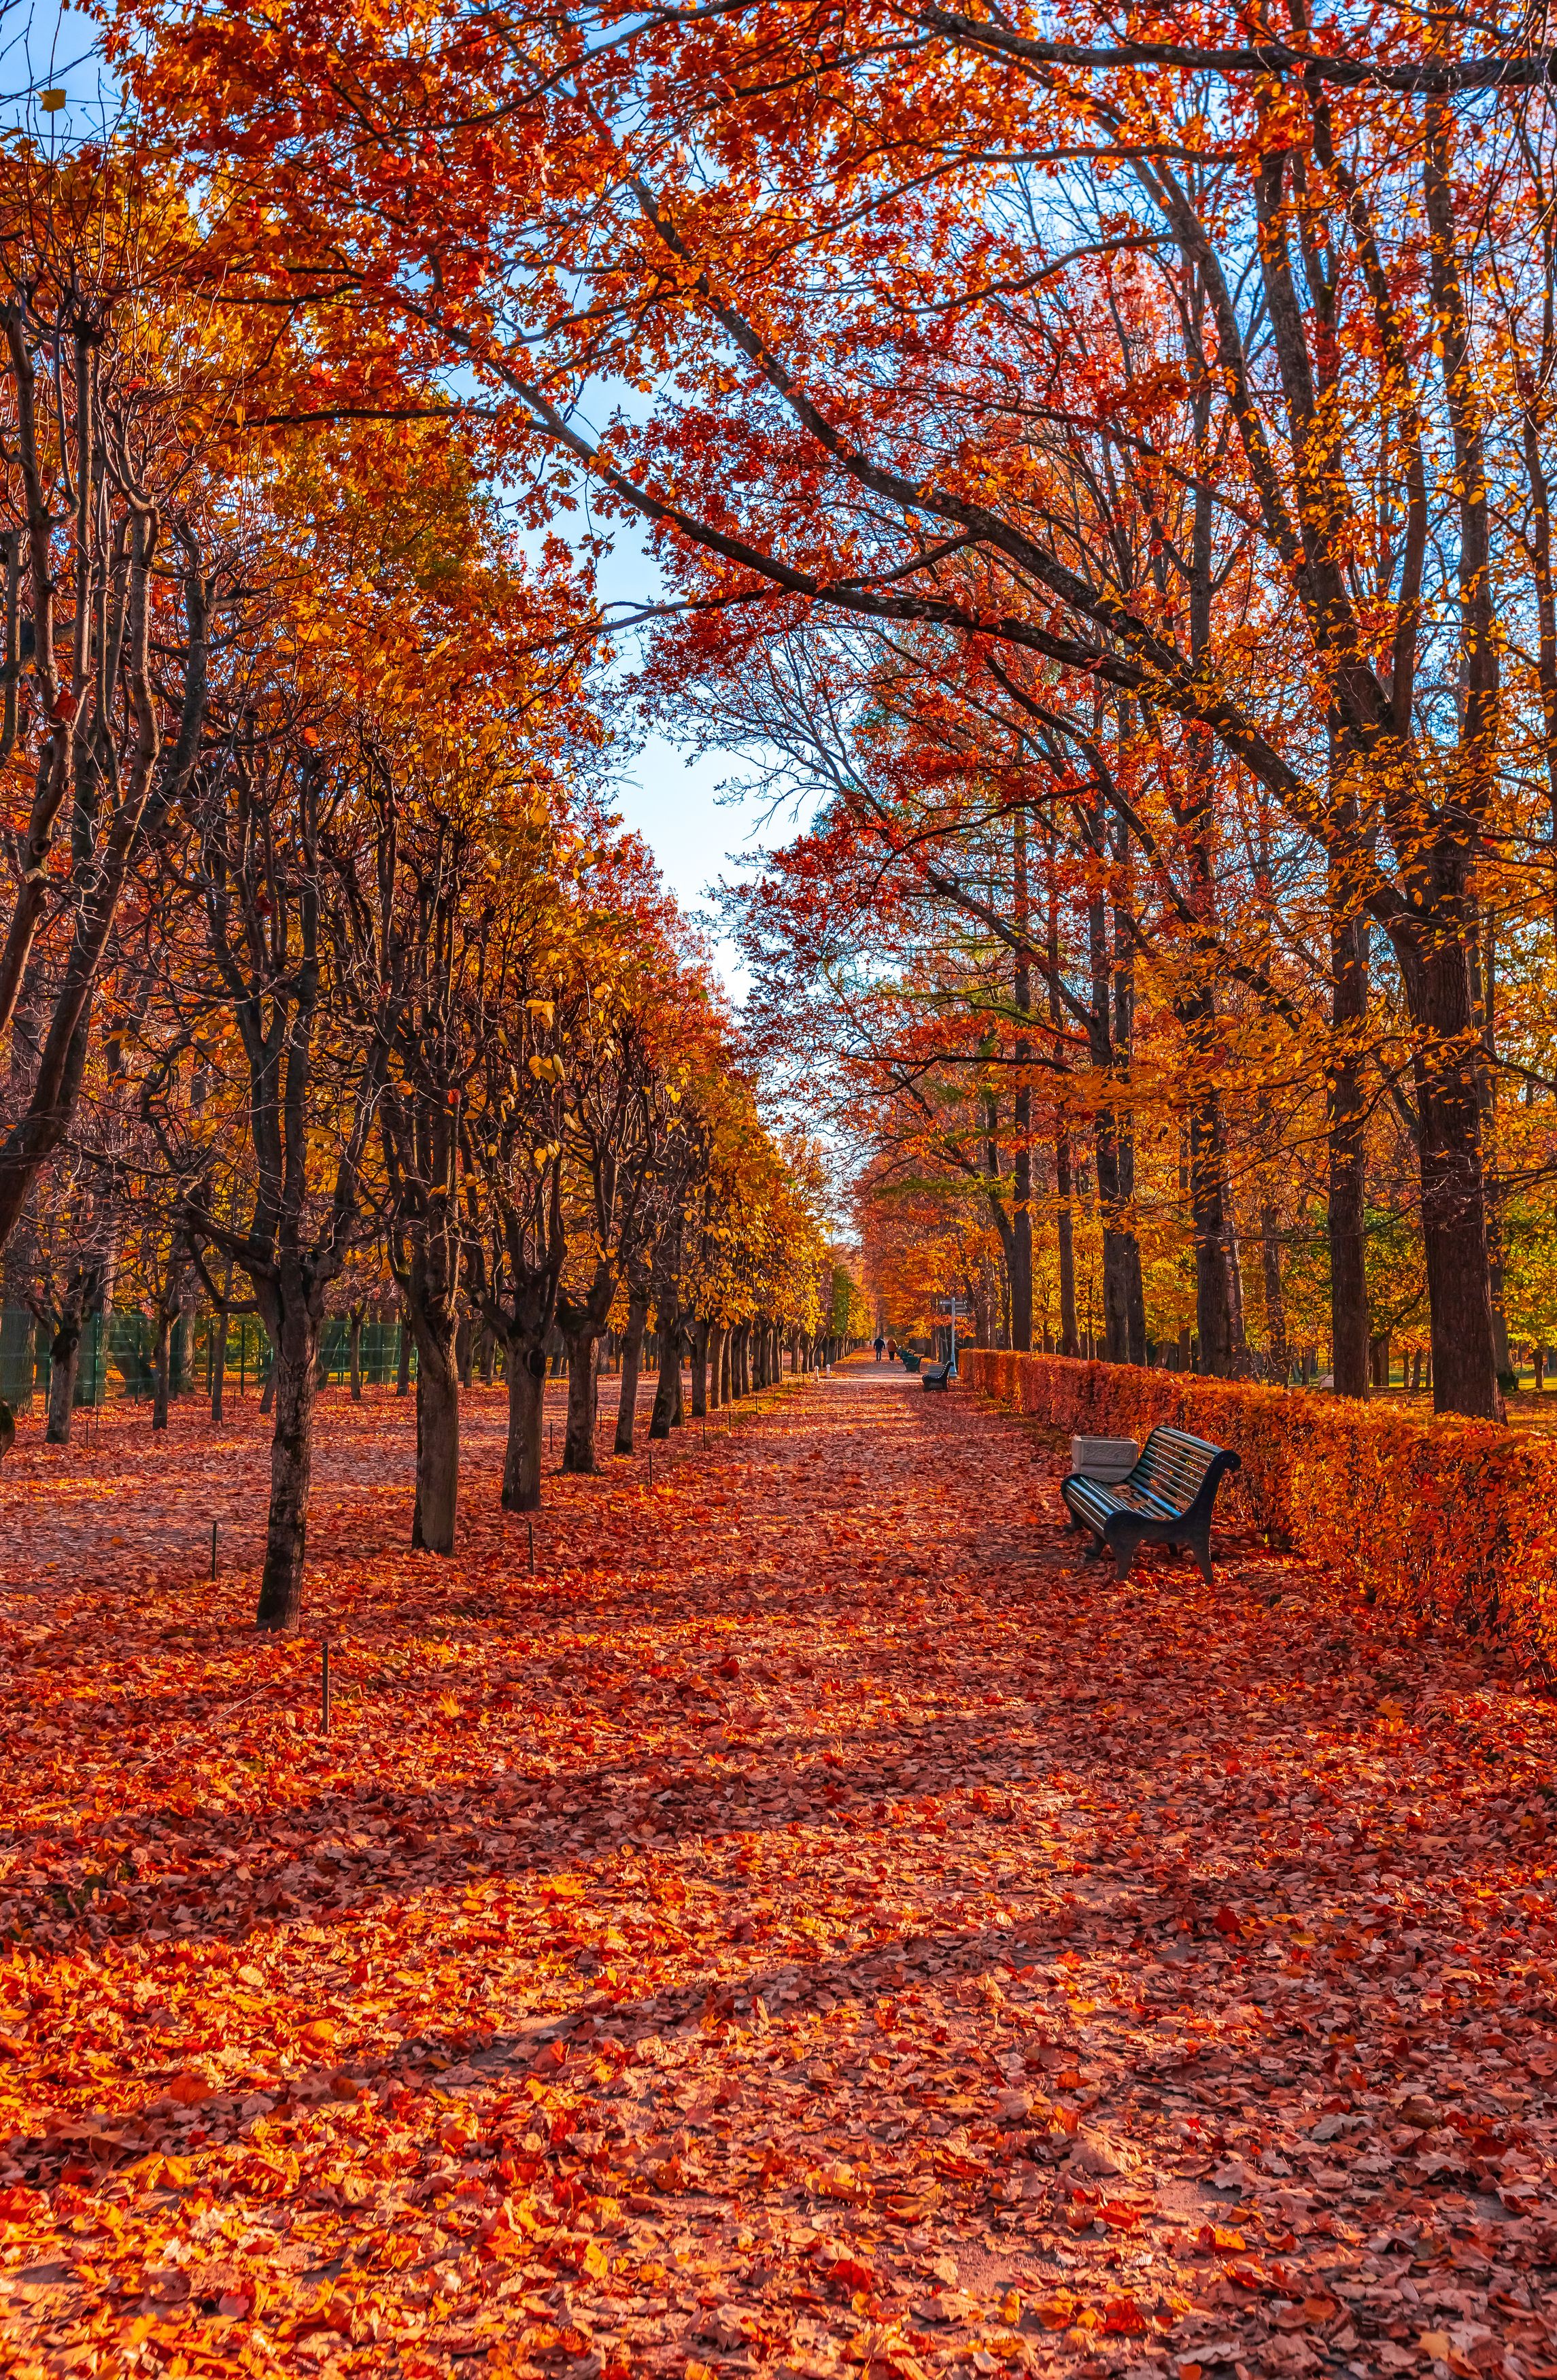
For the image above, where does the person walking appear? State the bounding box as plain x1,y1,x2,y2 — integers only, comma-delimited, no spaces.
886,1337,897,1362
873,1331,885,1363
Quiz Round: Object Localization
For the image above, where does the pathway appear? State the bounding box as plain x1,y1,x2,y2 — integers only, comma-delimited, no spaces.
1,1366,1555,2379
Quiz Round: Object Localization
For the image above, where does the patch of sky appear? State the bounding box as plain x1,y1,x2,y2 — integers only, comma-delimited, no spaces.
1,3,112,137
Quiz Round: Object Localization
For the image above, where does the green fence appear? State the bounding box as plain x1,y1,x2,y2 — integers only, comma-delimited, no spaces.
0,1307,37,1408
0,1306,416,1409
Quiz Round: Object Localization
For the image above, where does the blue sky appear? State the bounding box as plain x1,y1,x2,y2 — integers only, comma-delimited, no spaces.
615,729,753,988
587,505,770,993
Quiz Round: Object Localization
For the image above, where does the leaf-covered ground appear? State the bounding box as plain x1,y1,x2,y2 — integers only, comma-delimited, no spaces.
3,1365,1557,2380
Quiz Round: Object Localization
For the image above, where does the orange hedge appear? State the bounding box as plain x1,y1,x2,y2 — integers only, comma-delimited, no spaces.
963,1350,1557,1667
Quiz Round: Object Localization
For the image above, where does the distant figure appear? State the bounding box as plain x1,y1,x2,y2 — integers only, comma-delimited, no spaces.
887,1338,897,1361
874,1332,885,1361
0,1400,14,1461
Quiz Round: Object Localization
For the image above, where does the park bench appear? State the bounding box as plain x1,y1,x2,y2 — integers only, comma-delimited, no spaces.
898,1349,923,1374
1061,1424,1239,1584
921,1360,953,1391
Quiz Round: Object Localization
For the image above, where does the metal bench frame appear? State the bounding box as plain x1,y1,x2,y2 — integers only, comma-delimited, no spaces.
1060,1423,1240,1582
921,1360,952,1391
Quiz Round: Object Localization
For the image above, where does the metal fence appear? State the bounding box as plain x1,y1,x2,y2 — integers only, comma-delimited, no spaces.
0,1307,417,1410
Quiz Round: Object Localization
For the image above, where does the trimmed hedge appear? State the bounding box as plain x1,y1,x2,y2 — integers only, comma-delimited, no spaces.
963,1350,1557,1667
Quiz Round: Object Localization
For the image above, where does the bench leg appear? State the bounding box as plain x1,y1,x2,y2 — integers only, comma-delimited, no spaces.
1106,1525,1140,1583
1193,1532,1214,1585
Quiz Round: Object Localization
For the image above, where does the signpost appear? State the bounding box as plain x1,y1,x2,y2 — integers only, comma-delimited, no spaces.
933,1295,963,1377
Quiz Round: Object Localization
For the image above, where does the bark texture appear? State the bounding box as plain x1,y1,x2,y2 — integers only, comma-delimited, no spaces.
615,1291,648,1453
502,1353,546,1512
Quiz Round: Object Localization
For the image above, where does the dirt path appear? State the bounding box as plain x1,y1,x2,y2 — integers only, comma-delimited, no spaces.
2,1366,1556,2379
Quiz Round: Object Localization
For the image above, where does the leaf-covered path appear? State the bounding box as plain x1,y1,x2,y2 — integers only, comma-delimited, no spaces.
3,1366,1557,2379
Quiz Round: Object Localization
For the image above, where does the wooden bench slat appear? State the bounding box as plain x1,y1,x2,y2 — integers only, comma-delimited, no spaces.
1059,1423,1239,1584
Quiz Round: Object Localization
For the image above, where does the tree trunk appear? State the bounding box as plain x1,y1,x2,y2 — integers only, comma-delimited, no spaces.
256,1307,320,1629
615,1291,648,1452
1411,937,1502,1418
1104,821,1148,1364
562,1326,600,1472
1055,1134,1079,1357
46,1319,80,1443
1488,1199,1513,1387
1011,819,1034,1352
502,1345,546,1510
456,1315,475,1389
210,1310,228,1425
396,1312,411,1396
650,1302,680,1439
1471,917,1516,1391
2,998,42,1416
152,1304,173,1430
1188,1064,1244,1377
1260,1197,1291,1383
707,1322,726,1408
1095,1112,1145,1365
479,1325,496,1386
411,1332,460,1554
690,1319,708,1416
173,1291,194,1399
348,1307,364,1401
151,1239,188,1431
1328,893,1371,1399
260,1333,277,1416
